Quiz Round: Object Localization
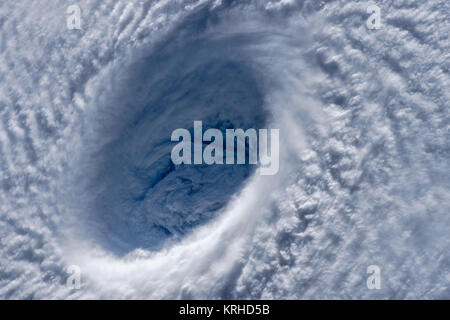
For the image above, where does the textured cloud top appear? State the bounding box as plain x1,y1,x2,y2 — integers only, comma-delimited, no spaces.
0,0,449,299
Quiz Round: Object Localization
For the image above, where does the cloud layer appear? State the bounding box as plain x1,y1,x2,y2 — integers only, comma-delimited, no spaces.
0,0,449,299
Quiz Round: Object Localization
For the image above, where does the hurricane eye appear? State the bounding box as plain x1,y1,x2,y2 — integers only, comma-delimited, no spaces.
76,35,267,254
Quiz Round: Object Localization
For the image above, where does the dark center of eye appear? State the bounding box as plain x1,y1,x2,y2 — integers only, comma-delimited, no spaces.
83,37,267,254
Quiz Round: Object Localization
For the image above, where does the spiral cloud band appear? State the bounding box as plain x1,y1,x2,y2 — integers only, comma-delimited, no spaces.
0,0,449,299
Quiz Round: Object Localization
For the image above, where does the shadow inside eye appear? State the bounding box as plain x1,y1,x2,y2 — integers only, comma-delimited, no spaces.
79,32,267,255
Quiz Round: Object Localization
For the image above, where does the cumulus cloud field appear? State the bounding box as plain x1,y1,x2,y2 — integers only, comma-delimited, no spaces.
0,0,449,299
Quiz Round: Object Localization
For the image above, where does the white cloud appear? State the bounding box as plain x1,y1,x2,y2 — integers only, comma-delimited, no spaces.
0,0,449,299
